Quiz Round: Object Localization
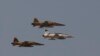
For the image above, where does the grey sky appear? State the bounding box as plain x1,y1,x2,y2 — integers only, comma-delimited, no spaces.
0,0,100,56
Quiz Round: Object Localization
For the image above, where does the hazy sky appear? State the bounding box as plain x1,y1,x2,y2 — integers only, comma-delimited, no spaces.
0,0,100,56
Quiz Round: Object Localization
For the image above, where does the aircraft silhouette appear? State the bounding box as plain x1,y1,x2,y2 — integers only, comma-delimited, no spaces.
11,37,44,47
31,18,65,28
42,30,73,40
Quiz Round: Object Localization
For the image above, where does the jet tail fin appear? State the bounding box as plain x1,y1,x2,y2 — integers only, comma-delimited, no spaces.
13,37,19,43
31,18,39,26
34,18,39,23
11,37,19,46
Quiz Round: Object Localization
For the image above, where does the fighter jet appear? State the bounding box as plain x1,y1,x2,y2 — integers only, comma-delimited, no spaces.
31,18,65,28
42,30,73,40
11,37,44,47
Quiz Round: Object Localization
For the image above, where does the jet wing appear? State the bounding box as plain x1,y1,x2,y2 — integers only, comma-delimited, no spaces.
39,21,50,28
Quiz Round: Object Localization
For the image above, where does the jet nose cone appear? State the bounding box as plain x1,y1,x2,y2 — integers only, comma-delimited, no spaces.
40,44,44,45
38,43,44,45
67,35,73,38
60,24,65,26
